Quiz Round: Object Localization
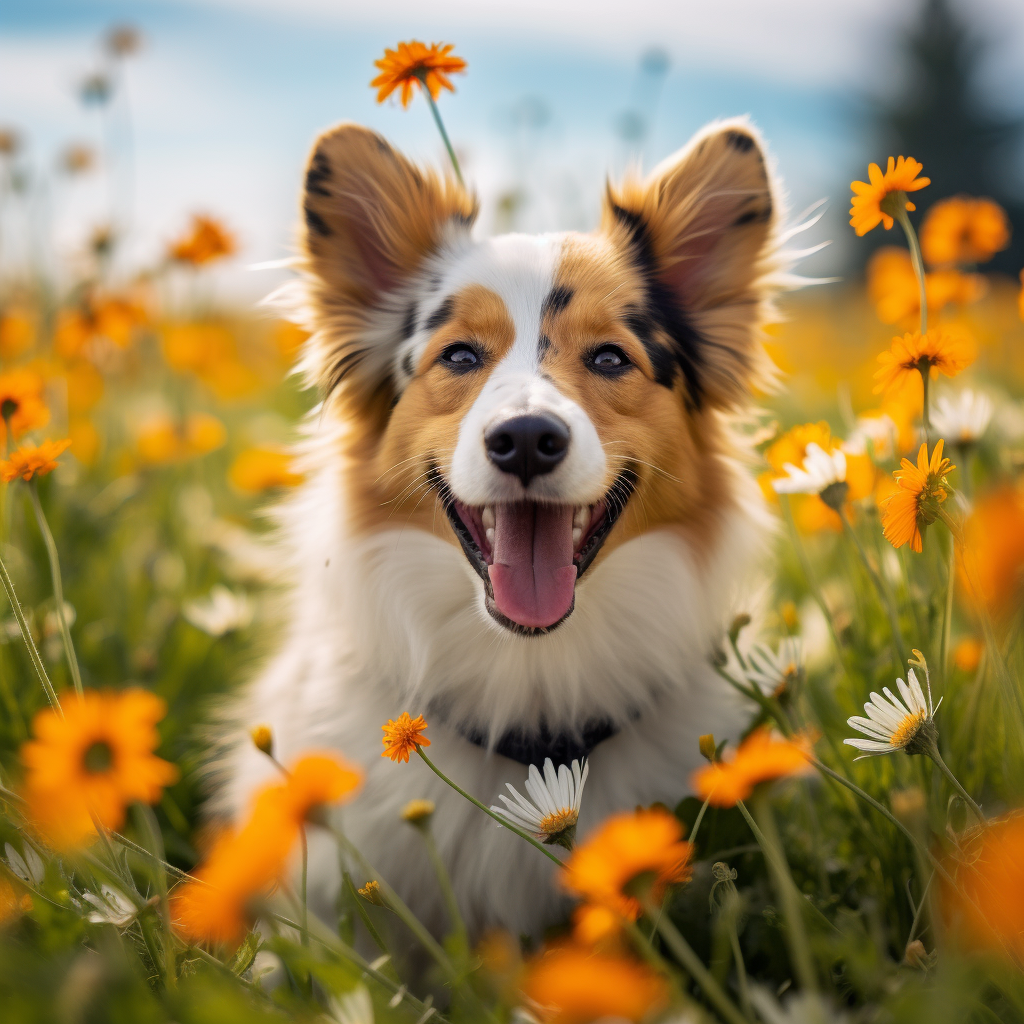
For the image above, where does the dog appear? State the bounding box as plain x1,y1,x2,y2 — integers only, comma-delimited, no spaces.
215,115,786,946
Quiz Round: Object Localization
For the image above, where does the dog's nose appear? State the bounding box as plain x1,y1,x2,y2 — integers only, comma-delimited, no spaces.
484,413,570,486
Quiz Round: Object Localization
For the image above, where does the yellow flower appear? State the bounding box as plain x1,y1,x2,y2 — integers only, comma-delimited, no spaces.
873,328,974,396
1,438,71,483
63,361,104,416
185,413,227,456
522,946,667,1024
0,308,35,360
0,369,49,445
381,713,431,763
169,215,235,266
250,724,273,755
21,689,179,850
921,196,1010,267
561,808,692,918
372,41,467,108
958,486,1024,618
228,448,303,493
691,728,813,808
358,880,385,906
400,798,436,823
850,156,930,236
881,440,955,553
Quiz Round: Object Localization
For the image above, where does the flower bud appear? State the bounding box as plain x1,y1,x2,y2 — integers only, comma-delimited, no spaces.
698,734,717,762
357,880,386,907
250,724,273,757
728,613,751,645
903,939,930,969
400,798,436,824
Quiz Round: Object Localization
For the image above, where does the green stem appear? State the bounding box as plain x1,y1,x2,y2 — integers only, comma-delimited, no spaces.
414,821,469,955
343,871,389,955
134,802,176,989
299,826,309,947
0,547,61,715
415,747,563,866
712,664,794,736
941,530,955,685
688,794,713,847
418,77,464,187
908,871,933,944
895,204,927,336
840,508,908,666
28,481,82,697
727,919,753,1019
929,747,985,823
744,797,817,993
639,894,752,1024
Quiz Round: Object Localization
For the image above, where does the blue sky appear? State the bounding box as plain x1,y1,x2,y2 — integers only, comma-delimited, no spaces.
3,0,1023,296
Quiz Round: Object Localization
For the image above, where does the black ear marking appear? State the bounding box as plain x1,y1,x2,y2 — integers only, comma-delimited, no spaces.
304,203,331,237
537,334,551,359
724,130,755,152
401,303,418,340
609,200,705,406
541,285,574,317
401,350,415,376
305,149,332,197
425,296,455,332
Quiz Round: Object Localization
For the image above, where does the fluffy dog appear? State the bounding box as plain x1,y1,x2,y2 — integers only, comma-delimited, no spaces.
216,116,786,943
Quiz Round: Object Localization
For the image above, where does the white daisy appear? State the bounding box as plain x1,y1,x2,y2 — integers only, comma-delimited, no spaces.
4,842,44,886
844,668,941,759
932,389,993,445
744,637,803,699
82,885,139,927
772,442,848,508
491,758,589,849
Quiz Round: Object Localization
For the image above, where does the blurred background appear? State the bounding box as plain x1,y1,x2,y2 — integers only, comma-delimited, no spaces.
3,0,1024,299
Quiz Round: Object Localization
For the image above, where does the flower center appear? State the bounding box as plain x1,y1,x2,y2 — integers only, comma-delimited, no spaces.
539,808,578,835
0,398,18,420
83,740,114,773
890,711,926,749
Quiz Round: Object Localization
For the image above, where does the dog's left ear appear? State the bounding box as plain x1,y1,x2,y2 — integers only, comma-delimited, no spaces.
602,118,781,409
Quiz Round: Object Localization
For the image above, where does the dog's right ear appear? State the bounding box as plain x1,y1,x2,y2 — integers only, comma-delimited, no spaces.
299,123,477,402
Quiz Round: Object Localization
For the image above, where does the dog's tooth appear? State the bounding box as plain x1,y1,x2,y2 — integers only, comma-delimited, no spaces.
485,527,494,547
573,506,590,532
482,506,495,530
572,526,583,548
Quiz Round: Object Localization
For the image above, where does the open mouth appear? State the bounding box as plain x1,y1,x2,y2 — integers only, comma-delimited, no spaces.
429,466,637,635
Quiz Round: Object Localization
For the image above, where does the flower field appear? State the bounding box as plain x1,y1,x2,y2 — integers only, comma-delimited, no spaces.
2,24,1024,1024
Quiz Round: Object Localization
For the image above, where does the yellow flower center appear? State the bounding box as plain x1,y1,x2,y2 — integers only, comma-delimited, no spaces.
539,808,578,835
890,711,926,749
83,740,113,773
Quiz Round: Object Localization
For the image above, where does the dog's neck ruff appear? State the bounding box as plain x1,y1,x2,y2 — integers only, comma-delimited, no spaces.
458,717,619,768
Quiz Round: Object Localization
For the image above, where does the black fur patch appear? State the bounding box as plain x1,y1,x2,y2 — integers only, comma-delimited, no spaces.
725,130,755,152
401,350,415,376
425,297,455,332
305,150,332,197
304,203,331,237
401,303,418,340
541,285,574,317
327,347,366,392
538,334,551,359
734,200,772,227
610,201,706,405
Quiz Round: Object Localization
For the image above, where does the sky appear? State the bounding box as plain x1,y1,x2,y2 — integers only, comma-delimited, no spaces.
2,0,1024,298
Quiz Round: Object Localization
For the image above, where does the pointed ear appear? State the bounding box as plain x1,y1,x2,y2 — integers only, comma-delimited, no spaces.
299,123,477,400
601,119,781,409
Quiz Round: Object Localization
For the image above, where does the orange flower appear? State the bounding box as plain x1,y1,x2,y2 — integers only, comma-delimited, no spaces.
169,215,235,266
921,196,1010,267
958,486,1024,618
952,637,983,673
572,903,623,947
21,689,179,849
228,448,304,493
873,328,974,396
0,369,49,444
691,728,813,808
561,808,692,917
0,879,32,927
135,413,226,465
0,308,35,360
372,41,466,108
1,438,71,482
273,752,363,825
849,156,930,236
881,439,955,553
522,946,667,1024
945,814,1024,962
381,712,431,763
867,247,984,325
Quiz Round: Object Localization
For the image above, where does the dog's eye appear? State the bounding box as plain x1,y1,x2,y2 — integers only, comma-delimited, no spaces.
440,344,480,368
589,345,631,373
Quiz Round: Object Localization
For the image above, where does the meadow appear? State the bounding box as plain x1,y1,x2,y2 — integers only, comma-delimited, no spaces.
1,27,1024,1024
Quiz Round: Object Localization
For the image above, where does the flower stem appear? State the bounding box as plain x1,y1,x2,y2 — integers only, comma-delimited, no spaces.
415,747,563,866
417,76,464,187
840,508,908,666
638,894,753,1024
414,820,469,956
739,797,817,993
928,746,985,823
895,203,927,335
0,547,62,715
134,802,176,990
688,794,713,846
940,529,955,684
299,825,309,947
28,481,82,697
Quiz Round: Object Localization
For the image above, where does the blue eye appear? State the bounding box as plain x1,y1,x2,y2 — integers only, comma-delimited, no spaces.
441,344,480,368
589,345,630,372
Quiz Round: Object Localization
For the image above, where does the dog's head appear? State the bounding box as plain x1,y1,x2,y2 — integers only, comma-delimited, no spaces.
297,120,780,635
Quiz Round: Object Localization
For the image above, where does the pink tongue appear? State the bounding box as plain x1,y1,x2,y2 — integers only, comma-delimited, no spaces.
488,503,577,628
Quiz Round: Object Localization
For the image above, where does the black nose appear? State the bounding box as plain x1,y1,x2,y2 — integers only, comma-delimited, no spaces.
484,413,570,487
